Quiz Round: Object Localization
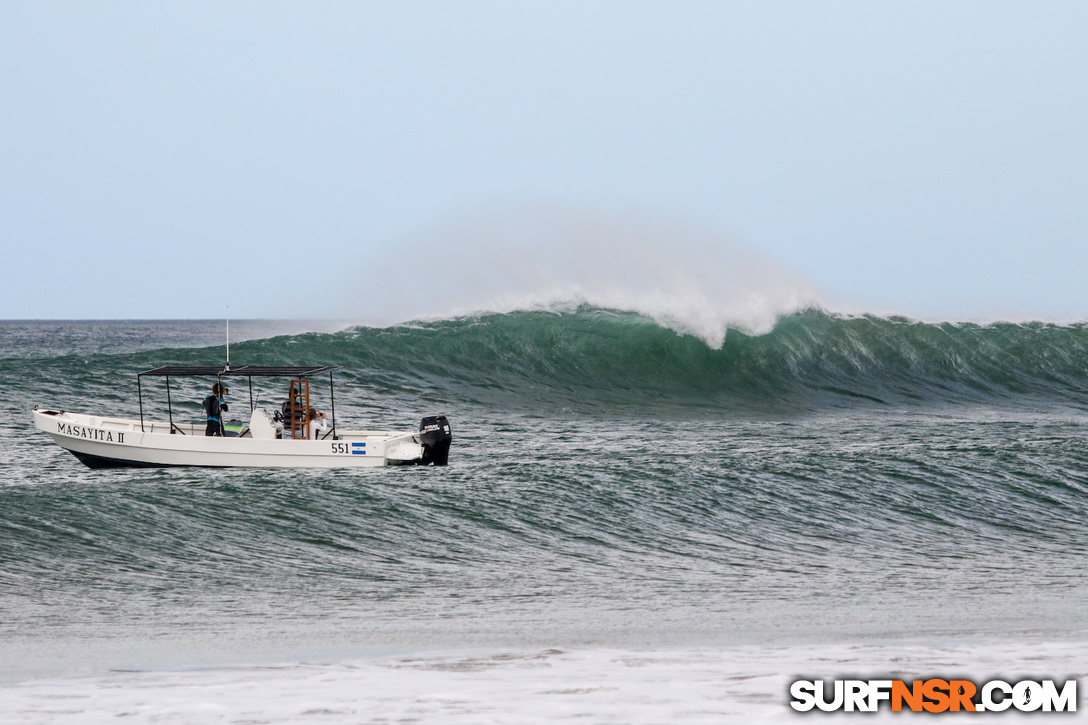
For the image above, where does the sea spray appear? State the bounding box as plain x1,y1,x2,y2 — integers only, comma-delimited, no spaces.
334,207,823,346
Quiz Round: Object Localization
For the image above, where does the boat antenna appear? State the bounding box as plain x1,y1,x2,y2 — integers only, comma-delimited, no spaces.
225,308,231,372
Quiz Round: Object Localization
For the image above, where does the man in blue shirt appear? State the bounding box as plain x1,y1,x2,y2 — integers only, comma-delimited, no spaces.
203,383,229,436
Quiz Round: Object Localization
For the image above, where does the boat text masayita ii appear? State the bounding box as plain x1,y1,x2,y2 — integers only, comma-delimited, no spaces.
32,365,452,469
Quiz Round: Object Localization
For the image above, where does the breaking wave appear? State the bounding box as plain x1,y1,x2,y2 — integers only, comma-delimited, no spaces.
15,306,1088,415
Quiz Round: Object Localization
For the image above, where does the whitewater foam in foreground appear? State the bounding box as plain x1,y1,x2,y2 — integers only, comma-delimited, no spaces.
2,640,1084,724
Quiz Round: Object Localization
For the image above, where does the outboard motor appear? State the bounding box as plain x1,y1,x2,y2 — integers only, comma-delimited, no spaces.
419,415,452,466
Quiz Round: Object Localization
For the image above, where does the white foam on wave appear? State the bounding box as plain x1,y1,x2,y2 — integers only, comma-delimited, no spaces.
2,639,1082,724
339,207,823,348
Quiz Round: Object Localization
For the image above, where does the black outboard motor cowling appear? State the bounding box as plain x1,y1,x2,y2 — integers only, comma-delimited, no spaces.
419,415,452,466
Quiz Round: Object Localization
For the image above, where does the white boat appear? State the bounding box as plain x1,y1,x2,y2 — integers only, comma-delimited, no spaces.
32,365,452,469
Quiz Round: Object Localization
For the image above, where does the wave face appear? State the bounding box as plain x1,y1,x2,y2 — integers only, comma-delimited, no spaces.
239,306,1088,414
7,308,1088,416
392,307,1088,412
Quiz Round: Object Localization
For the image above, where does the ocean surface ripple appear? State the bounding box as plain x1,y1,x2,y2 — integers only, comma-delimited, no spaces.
1,311,1086,680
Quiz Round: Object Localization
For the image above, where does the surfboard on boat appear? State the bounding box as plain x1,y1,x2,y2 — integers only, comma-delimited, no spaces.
32,365,452,469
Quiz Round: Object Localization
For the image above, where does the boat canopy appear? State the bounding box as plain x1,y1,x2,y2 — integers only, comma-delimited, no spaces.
136,365,340,436
139,365,337,377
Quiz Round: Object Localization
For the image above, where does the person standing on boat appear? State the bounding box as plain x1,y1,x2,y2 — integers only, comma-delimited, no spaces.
203,383,229,436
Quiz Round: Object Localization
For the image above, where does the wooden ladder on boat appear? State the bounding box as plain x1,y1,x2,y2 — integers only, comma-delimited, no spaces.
287,379,310,439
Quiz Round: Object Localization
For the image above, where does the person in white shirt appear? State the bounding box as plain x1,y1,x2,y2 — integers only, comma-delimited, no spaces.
308,408,329,439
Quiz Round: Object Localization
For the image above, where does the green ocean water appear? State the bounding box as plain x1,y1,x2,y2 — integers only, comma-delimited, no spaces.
1,309,1087,678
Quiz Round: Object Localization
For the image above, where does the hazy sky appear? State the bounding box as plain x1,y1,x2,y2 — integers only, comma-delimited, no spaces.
3,1,1086,323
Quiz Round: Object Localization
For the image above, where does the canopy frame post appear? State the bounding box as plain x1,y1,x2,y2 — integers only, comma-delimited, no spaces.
166,376,175,434
329,370,337,440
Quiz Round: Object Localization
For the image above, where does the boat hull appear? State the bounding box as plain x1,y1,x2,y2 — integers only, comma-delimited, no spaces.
33,410,430,469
